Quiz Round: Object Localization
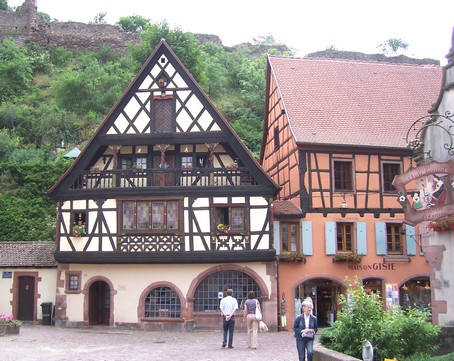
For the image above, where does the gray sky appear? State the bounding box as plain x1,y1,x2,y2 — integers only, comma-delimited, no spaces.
9,0,454,64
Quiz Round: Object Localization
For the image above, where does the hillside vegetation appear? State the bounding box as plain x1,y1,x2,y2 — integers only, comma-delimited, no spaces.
0,14,292,242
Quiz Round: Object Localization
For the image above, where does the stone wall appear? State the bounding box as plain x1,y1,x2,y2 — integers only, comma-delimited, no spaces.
0,0,139,53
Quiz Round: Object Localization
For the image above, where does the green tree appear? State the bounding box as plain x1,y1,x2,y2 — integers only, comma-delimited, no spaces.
92,12,107,24
130,21,206,86
117,15,149,33
377,38,409,56
320,277,440,360
0,0,8,11
0,158,72,241
0,39,34,103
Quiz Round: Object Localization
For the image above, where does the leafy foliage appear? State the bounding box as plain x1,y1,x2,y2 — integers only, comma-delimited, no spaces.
0,158,72,241
320,277,440,360
0,19,290,242
117,15,149,33
377,38,409,56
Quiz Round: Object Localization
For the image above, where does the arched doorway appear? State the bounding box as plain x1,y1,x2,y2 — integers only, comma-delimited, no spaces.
88,281,110,325
295,278,345,327
400,277,431,312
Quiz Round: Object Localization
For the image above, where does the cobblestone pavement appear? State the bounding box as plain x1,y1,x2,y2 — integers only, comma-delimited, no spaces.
0,325,320,361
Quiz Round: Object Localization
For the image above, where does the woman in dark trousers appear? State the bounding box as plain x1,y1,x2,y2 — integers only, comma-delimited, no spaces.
293,300,318,361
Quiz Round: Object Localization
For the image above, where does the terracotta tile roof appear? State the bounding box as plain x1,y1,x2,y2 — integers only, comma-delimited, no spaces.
268,56,442,148
0,242,57,267
273,200,303,216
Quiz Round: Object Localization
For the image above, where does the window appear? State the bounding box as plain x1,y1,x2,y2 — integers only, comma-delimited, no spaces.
274,127,280,150
135,157,147,169
121,158,133,170
194,270,261,312
387,223,403,254
281,222,299,252
382,162,401,192
337,222,354,252
181,156,193,169
72,211,86,234
122,200,180,232
333,160,353,191
65,271,82,293
213,205,247,232
196,155,207,168
144,286,180,318
121,157,147,170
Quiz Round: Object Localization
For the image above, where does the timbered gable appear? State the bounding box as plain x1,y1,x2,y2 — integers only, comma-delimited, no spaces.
48,40,279,264
262,55,442,217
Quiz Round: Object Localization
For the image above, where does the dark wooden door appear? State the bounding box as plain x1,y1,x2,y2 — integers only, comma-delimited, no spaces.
89,281,110,325
18,276,35,321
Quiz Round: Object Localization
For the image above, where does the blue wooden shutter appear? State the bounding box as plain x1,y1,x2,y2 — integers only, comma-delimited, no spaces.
375,222,387,255
273,221,281,254
302,221,313,256
356,222,367,255
325,222,336,255
406,224,416,255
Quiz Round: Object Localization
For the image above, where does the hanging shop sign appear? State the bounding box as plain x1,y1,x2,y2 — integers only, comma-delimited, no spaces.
392,160,454,225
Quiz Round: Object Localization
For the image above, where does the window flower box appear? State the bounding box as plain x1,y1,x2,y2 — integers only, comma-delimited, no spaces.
333,252,362,264
278,251,306,263
73,224,85,237
427,215,454,232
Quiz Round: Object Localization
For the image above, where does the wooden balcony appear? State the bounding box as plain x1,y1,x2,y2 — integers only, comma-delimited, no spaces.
71,168,256,190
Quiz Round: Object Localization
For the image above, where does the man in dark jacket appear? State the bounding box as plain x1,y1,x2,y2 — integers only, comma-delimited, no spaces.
293,299,318,361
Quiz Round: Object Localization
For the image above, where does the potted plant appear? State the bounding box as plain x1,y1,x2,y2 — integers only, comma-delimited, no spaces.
333,252,362,264
73,224,85,237
226,159,238,170
0,314,21,335
427,215,454,232
217,223,230,233
131,164,144,172
90,165,101,173
279,251,306,263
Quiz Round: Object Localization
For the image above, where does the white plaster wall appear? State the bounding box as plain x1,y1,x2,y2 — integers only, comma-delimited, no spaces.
66,262,271,324
432,228,454,326
0,268,57,319
424,59,454,326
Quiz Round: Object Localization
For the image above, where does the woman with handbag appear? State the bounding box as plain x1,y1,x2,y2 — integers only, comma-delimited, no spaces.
243,290,261,349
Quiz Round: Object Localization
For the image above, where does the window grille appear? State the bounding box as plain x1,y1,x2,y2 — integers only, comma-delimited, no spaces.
194,270,261,312
144,286,180,318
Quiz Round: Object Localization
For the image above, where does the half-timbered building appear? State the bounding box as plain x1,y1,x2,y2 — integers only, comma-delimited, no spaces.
48,40,279,330
261,56,442,328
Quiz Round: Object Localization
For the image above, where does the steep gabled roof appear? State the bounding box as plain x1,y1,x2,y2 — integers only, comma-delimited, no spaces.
267,56,442,148
49,40,278,196
0,242,57,267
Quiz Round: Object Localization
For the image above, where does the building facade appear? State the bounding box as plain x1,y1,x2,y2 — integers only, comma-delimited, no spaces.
0,242,57,323
261,55,442,327
48,40,280,330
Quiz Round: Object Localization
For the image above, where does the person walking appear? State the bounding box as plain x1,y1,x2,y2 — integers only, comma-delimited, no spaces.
243,290,261,349
219,288,239,349
293,299,318,361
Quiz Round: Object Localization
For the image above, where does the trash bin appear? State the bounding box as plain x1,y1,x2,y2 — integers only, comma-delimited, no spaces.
41,302,52,326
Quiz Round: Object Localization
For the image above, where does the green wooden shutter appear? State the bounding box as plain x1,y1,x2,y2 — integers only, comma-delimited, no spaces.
356,222,367,255
375,222,387,255
274,221,281,254
406,224,416,255
325,221,336,255
302,221,313,256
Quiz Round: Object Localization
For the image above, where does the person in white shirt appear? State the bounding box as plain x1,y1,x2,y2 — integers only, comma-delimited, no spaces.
293,299,318,361
219,288,239,349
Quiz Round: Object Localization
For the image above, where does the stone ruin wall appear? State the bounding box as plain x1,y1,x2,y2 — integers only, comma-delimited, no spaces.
0,1,140,53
